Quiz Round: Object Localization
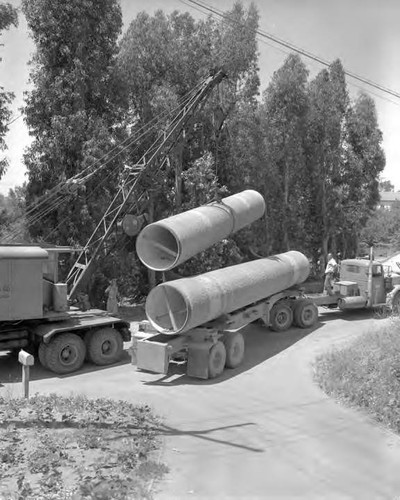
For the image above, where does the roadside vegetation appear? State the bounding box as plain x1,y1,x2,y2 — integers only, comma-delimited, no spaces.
0,393,167,499
314,317,400,434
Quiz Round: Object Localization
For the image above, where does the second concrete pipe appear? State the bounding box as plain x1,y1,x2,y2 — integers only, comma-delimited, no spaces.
136,189,265,271
145,250,310,334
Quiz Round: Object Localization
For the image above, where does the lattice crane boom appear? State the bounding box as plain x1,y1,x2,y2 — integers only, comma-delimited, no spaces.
67,69,226,300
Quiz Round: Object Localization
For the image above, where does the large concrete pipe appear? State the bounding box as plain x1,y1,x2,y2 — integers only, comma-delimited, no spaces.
145,250,310,334
136,190,265,271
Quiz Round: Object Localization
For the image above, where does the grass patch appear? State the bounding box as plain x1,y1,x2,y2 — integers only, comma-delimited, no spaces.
314,317,400,433
0,393,168,499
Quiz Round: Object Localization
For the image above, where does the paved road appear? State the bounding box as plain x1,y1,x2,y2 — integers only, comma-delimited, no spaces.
1,309,400,499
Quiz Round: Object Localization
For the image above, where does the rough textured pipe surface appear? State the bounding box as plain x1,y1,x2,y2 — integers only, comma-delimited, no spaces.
136,190,265,271
145,250,310,334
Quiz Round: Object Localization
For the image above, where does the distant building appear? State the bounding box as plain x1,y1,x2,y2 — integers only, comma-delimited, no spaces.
379,191,400,210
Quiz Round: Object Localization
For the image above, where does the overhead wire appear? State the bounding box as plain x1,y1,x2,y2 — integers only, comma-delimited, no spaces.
6,113,23,127
181,0,400,102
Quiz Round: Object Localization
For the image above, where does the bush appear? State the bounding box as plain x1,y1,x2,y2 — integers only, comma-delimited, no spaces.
314,317,400,433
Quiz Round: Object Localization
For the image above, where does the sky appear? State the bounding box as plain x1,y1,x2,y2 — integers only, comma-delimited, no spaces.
1,0,399,195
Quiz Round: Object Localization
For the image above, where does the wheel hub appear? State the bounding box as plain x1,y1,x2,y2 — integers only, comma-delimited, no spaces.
60,345,77,365
102,340,112,355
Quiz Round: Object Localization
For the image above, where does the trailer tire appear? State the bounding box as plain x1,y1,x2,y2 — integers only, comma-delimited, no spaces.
392,292,400,315
293,299,318,328
270,302,293,332
38,342,49,369
223,332,245,369
86,327,123,366
46,333,86,374
208,341,226,379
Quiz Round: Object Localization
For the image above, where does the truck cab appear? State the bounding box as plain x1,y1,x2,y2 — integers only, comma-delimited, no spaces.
339,259,386,306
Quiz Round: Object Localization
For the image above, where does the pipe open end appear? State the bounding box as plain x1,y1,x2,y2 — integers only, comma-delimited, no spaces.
136,224,179,271
145,284,189,334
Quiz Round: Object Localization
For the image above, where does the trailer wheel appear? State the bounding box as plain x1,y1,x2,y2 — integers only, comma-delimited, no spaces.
87,327,123,366
392,293,400,314
208,341,226,379
270,302,293,332
38,342,49,369
223,332,245,369
46,333,86,374
293,299,318,328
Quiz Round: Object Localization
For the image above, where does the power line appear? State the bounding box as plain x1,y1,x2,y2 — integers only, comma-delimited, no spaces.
183,0,400,101
6,113,23,126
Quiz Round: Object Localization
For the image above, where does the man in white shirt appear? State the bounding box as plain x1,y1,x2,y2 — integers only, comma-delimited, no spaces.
324,253,338,295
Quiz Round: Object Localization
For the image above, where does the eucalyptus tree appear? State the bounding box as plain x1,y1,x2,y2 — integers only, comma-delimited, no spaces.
0,2,18,178
22,0,124,245
260,54,309,252
305,59,349,260
338,92,386,255
118,2,260,214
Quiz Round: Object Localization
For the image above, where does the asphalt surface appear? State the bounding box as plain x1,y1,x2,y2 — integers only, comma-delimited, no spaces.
1,309,400,499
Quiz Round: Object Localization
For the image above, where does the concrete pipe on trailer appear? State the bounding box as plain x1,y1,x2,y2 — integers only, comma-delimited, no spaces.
145,250,310,334
136,190,266,271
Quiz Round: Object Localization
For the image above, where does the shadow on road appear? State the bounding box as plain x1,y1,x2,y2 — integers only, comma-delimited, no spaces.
142,307,388,387
317,308,380,323
158,422,264,453
143,321,323,387
0,348,132,387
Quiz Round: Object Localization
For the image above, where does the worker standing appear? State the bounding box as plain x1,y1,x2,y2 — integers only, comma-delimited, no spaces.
105,279,119,315
324,253,338,296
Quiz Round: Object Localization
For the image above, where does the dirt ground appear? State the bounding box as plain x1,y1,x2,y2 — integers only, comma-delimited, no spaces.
2,308,400,499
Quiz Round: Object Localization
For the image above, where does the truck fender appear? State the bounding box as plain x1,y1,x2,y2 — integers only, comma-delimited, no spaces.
31,316,131,344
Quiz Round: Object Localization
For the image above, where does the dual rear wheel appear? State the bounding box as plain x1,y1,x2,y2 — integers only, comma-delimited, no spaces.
207,332,245,379
269,299,318,332
38,327,123,374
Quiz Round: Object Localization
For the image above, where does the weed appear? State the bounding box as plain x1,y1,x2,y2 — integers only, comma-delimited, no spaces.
0,393,167,499
314,317,400,433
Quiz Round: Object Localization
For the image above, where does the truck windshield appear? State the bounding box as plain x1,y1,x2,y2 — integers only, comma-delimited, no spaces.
372,265,383,277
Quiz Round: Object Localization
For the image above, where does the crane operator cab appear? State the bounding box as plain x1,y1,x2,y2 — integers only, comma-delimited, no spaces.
0,245,71,322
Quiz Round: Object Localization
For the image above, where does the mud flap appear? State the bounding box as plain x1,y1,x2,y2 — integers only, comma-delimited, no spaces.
187,340,214,379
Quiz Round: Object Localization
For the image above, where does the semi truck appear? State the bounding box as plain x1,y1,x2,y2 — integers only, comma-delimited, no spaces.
131,251,400,380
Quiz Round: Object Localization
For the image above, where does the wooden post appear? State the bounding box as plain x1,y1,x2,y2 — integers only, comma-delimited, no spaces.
18,350,34,399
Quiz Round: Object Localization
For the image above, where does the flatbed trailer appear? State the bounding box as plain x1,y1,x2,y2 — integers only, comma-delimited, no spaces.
131,260,400,380
131,288,319,379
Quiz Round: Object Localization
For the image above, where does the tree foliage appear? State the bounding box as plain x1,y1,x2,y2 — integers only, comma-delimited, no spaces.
22,0,124,245
17,1,387,300
260,54,309,253
0,1,18,178
0,2,17,31
360,203,400,250
0,185,28,241
379,179,394,192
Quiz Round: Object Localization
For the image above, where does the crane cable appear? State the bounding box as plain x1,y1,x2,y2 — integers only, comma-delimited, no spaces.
3,77,209,241
3,72,218,242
